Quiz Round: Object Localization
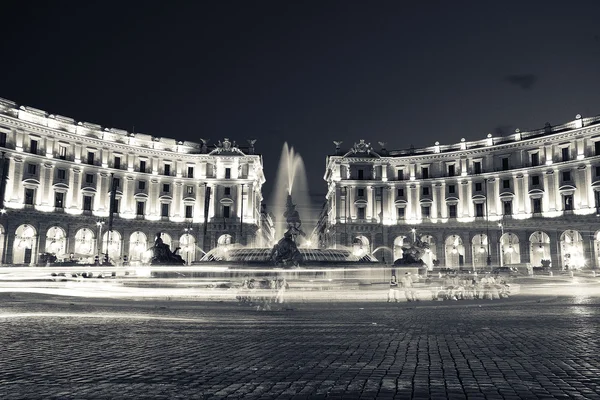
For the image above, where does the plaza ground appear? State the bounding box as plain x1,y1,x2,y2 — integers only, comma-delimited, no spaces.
1,278,600,399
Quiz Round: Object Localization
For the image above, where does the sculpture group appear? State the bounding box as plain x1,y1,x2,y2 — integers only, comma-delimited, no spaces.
269,194,304,267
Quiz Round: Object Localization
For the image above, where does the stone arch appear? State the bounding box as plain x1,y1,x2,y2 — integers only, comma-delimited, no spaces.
352,235,370,257
45,226,67,257
74,228,95,257
13,224,37,265
179,233,196,264
471,233,489,269
102,230,122,263
129,231,148,263
560,230,584,270
444,234,465,268
500,232,520,265
529,231,550,267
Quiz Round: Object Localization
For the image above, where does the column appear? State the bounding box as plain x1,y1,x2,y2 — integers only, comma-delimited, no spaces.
173,181,183,217
8,156,24,203
74,143,82,163
553,168,561,211
246,183,254,219
38,163,52,206
123,176,134,213
149,179,159,216
94,171,103,212
70,168,81,210
348,186,355,220
575,166,588,209
366,186,373,220
515,174,524,214
521,173,530,215
494,179,502,216
99,173,109,211
466,179,473,217
459,181,468,217
585,165,594,211
439,182,446,219
44,164,55,205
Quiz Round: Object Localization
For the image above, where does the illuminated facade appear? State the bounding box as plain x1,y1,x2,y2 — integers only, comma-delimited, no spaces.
0,98,273,265
319,115,600,270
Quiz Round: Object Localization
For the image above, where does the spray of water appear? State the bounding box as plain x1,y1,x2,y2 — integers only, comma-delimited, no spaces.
271,143,313,241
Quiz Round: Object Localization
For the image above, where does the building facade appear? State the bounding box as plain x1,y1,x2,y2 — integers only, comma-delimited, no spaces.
318,114,600,270
0,98,274,265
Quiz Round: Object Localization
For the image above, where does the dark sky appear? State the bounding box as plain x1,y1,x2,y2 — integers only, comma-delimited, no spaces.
2,1,600,204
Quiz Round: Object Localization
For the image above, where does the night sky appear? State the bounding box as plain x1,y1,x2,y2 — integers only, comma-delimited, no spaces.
2,1,600,206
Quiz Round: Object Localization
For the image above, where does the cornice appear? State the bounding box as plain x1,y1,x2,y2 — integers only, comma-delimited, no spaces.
0,114,262,163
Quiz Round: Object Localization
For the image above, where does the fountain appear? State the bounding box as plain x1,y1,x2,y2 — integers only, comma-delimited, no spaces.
200,143,378,265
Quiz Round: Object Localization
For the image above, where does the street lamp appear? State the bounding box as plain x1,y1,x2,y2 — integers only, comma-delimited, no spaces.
183,225,193,265
411,228,416,242
96,219,105,264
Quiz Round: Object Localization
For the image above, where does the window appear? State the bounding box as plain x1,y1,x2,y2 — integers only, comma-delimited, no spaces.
187,185,194,195
224,187,231,196
27,164,37,175
503,201,512,216
532,198,542,214
185,205,193,219
397,207,405,219
358,169,364,180
448,185,455,194
223,205,230,218
531,176,540,186
501,157,509,171
421,205,431,218
502,179,510,189
138,181,146,190
112,178,120,189
30,139,38,154
397,170,404,180
164,164,171,176
561,147,569,162
114,156,121,169
87,151,94,165
475,203,484,217
161,203,169,217
163,184,170,193
225,168,231,179
448,165,455,176
596,166,600,177
357,188,365,197
564,195,573,211
421,167,429,179
531,152,539,166
85,174,94,184
83,196,93,211
25,188,34,205
397,188,404,197
136,201,145,216
596,141,600,156
139,160,146,173
422,187,430,196
475,182,482,192
473,161,482,174
0,131,6,147
112,199,119,213
448,204,457,218
187,166,194,178
58,146,67,160
357,207,366,219
562,171,571,181
57,169,66,180
54,192,64,208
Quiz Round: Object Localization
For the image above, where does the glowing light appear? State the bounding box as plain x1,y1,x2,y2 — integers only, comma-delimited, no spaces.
479,246,485,253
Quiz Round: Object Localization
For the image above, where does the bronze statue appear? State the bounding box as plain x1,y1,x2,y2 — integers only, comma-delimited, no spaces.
270,194,304,267
151,232,186,265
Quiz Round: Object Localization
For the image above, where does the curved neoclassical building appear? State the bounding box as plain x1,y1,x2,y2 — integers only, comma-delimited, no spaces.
0,98,274,265
319,114,600,270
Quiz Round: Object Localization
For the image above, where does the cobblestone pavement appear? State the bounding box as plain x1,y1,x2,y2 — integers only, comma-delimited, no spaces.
1,293,600,399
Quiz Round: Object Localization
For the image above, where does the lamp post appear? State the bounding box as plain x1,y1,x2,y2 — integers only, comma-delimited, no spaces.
96,219,105,264
411,228,416,242
485,178,491,266
183,225,192,265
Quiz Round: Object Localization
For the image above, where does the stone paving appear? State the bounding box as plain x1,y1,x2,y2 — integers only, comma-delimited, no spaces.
1,292,600,399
